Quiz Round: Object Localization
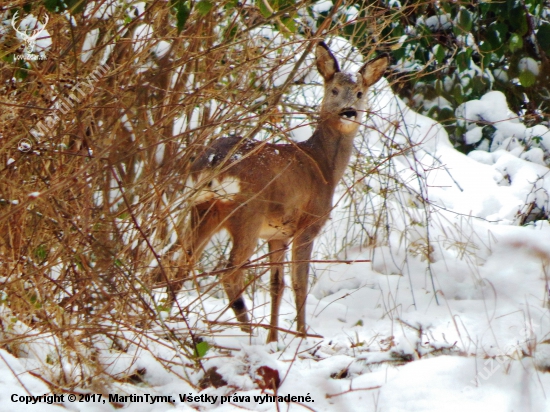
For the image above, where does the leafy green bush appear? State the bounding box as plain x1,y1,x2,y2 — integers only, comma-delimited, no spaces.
338,0,550,152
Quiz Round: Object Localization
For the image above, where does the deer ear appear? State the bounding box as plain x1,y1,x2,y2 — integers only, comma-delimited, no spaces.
316,42,340,82
359,54,389,88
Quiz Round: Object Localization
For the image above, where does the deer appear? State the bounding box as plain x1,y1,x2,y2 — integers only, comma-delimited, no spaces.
171,42,388,342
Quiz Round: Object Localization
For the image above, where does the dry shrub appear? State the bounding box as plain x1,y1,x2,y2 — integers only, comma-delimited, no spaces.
0,0,400,389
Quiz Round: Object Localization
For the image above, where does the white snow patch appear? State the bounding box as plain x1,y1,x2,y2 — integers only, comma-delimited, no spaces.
81,28,99,63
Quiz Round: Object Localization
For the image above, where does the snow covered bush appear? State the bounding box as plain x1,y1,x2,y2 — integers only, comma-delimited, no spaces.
340,0,550,151
455,90,550,223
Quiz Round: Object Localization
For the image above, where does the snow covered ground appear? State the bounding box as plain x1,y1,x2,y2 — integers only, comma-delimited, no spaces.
2,42,550,411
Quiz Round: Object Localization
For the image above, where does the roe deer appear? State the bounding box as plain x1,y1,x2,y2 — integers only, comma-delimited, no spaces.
175,42,388,342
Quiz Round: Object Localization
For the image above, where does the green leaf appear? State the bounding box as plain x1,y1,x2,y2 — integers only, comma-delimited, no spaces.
435,79,443,94
43,0,84,13
536,23,550,54
519,70,536,87
509,6,528,36
427,106,440,119
281,15,296,33
523,0,538,13
453,83,464,104
456,49,472,72
438,107,454,124
196,0,213,16
171,0,190,33
16,67,29,80
344,21,368,48
458,9,472,32
1,53,14,63
440,2,452,14
223,25,238,41
479,41,492,53
482,125,497,141
433,44,445,64
195,341,210,358
486,22,508,54
29,293,42,309
255,0,296,33
43,0,64,12
118,211,130,219
509,33,523,53
472,75,489,94
482,51,493,68
34,245,48,261
257,0,272,18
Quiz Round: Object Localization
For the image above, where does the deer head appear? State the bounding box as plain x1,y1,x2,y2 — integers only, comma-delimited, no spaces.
316,42,389,134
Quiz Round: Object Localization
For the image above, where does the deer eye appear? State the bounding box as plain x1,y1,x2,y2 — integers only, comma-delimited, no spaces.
357,91,363,99
332,88,339,96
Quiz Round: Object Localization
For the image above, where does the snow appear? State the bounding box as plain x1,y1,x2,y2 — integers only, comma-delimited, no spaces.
418,14,452,31
153,40,171,59
493,67,509,82
155,142,165,164
464,125,483,144
289,116,312,142
81,28,99,63
133,24,153,54
312,0,333,14
84,1,117,20
519,57,540,76
3,37,550,412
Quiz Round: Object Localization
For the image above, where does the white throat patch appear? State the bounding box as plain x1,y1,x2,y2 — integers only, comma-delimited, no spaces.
186,174,241,203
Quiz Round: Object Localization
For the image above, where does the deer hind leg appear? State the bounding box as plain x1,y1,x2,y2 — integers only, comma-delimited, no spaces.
223,216,263,332
166,201,225,307
267,239,288,343
291,228,317,337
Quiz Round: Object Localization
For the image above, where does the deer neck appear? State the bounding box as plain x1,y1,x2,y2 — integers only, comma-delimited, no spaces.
301,118,357,187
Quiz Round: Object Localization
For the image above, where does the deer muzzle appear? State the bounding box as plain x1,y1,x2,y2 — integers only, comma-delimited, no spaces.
339,108,358,119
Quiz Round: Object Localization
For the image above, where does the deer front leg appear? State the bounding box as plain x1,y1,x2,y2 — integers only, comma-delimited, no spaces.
267,239,288,343
291,229,316,337
165,202,223,308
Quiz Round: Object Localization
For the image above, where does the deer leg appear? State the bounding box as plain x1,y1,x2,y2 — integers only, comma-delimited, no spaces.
291,229,316,337
166,202,223,307
185,202,225,259
222,239,258,331
223,216,263,332
267,239,288,343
